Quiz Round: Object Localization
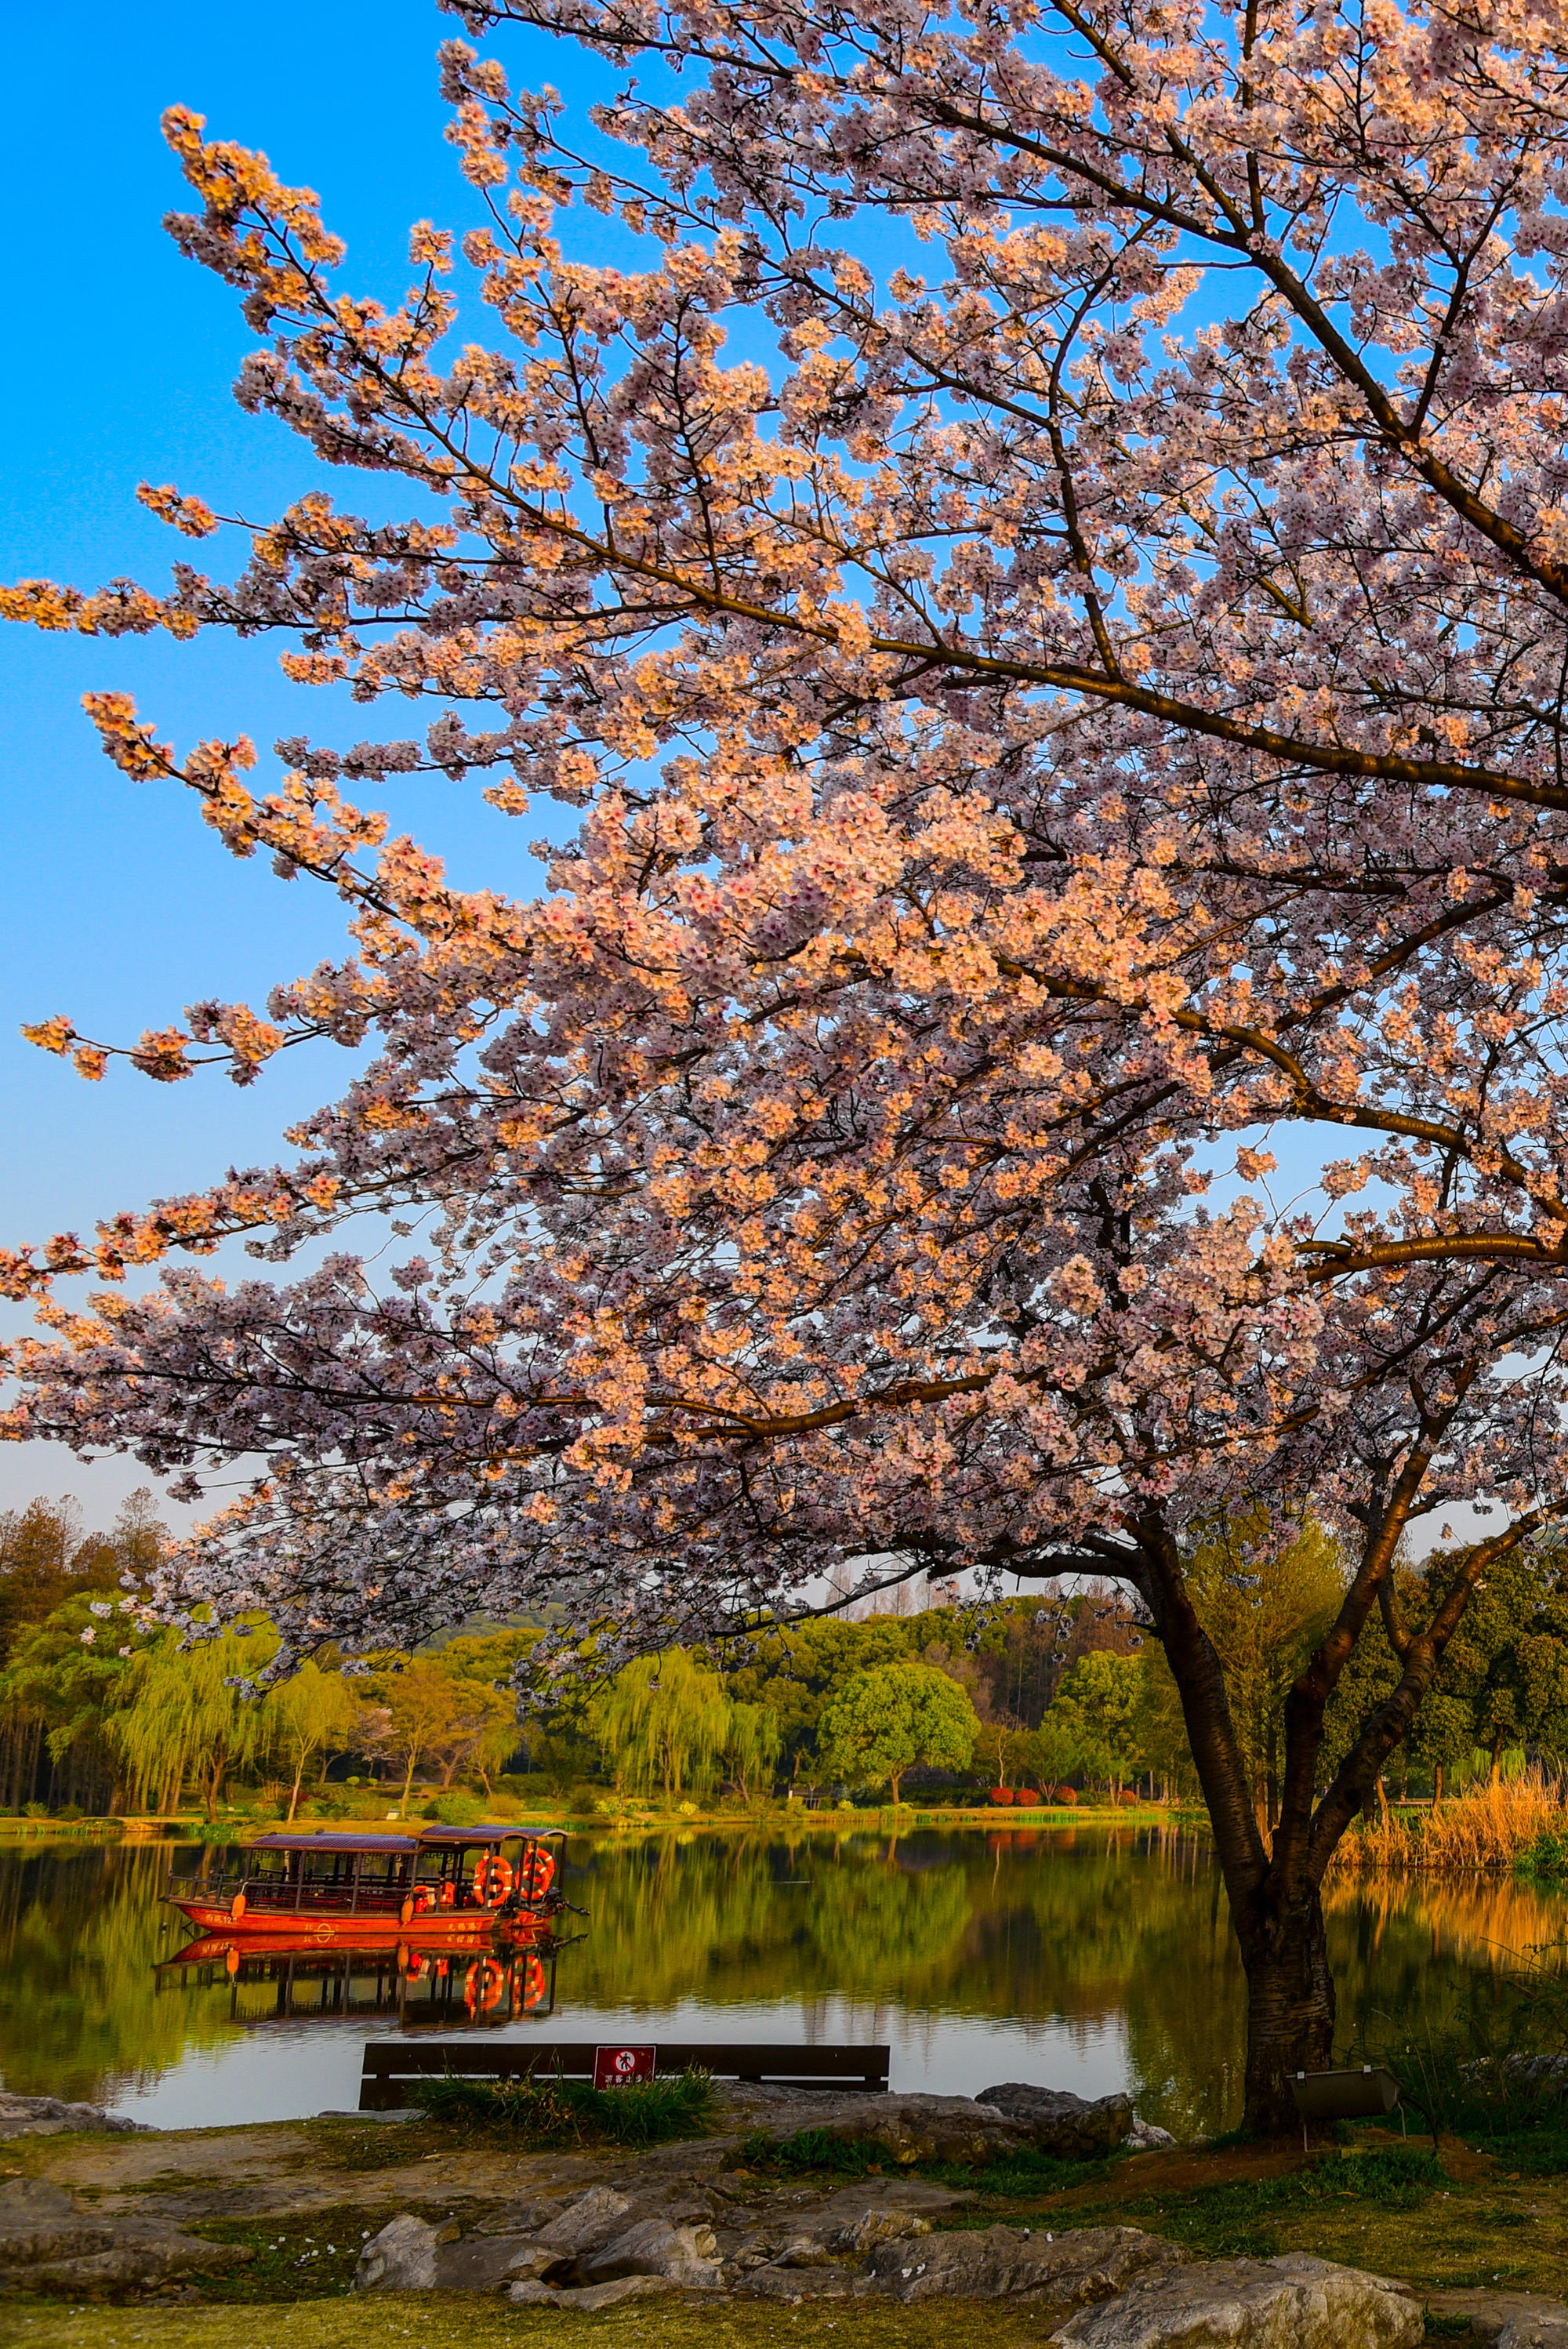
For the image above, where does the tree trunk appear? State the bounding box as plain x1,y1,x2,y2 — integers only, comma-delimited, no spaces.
1489,1730,1504,1785
1431,1761,1445,1810
889,1768,903,1805
286,1757,305,1822
1238,1883,1336,2133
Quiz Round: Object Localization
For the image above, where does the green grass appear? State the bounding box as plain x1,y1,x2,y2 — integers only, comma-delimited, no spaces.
411,2067,713,2151
1106,2148,1446,2262
2,2289,1058,2349
1468,2128,1568,2175
300,2118,434,2171
735,2129,1123,2200
182,2207,389,2302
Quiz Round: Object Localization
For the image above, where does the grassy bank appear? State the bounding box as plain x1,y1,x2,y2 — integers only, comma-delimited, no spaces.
1330,1771,1568,1876
0,1802,1179,1842
11,2294,1051,2349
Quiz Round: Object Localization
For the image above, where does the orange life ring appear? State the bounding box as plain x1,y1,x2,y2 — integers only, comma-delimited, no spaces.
518,1846,555,1904
437,1878,456,1908
464,1957,506,2014
401,1951,426,1983
515,1953,547,2013
474,1853,514,1908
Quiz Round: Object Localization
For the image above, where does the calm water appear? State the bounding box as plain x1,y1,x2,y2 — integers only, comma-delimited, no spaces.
0,1824,1559,2138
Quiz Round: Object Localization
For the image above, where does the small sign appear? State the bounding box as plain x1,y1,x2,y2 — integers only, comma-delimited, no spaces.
593,2043,655,2090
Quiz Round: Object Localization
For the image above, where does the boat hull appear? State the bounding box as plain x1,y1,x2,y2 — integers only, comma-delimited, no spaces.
165,1898,546,1948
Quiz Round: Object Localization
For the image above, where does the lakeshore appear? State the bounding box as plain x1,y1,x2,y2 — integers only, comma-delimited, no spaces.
2,2081,1566,2343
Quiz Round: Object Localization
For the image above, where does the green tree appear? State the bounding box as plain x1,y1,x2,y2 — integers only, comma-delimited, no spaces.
1185,1516,1344,1826
722,1699,782,1801
107,1618,278,1820
361,1657,479,1816
1050,1652,1147,1792
260,1659,365,1820
815,1662,978,1805
589,1650,733,1799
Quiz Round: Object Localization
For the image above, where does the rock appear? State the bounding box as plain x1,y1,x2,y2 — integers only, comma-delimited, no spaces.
0,2093,150,2140
354,2213,440,2292
976,2084,1135,2160
15,2238,252,2294
1047,2252,1423,2347
434,2234,559,2293
1499,2313,1568,2349
865,2222,1185,2308
739,2260,866,2300
739,2089,1032,2167
508,2275,678,2311
835,2208,933,2255
1123,2117,1177,2152
0,2176,115,2267
1426,2291,1568,2346
535,2186,633,2254
578,2216,724,2289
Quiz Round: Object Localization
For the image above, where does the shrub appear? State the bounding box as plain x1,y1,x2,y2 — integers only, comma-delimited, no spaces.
427,1791,485,1826
1116,1789,1138,1807
1054,1784,1079,1806
1013,1787,1041,1808
1518,1828,1568,1882
412,2067,712,2150
989,1787,1014,1806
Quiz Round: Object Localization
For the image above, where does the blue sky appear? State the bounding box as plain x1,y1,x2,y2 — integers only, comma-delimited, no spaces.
0,0,602,1524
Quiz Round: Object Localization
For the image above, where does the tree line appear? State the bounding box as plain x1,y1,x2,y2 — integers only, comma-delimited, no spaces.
5,1495,1566,1821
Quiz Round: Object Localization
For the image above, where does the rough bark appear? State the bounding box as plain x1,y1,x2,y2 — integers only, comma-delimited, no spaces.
1237,1884,1336,2133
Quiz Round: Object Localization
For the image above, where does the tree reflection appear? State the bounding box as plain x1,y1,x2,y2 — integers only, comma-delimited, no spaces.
2,1828,1560,2133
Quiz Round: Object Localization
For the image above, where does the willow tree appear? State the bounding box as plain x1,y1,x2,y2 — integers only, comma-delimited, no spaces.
9,0,1568,2126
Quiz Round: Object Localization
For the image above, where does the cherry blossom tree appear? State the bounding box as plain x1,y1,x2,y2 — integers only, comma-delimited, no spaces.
9,0,1568,2125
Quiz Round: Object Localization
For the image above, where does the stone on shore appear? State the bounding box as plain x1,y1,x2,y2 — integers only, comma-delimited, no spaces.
864,2221,1186,2307
1046,2251,1423,2347
508,2275,679,2311
0,2092,150,2140
976,2084,1135,2160
0,2173,249,2296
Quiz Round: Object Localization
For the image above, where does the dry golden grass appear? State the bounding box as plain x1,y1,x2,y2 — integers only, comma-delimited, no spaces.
1330,1768,1566,1875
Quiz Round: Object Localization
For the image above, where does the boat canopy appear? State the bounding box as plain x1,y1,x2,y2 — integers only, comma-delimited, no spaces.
244,1825,561,1855
415,1824,561,1846
249,1832,419,1854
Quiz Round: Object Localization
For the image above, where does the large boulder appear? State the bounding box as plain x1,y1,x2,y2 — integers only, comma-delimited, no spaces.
578,2216,723,2290
1047,2253,1423,2347
0,2177,115,2267
534,2187,633,2255
977,2084,1135,2160
508,2275,678,2311
1499,2314,1568,2349
0,2173,249,2296
0,2093,149,2141
354,2213,441,2292
741,2089,1032,2168
865,2223,1186,2309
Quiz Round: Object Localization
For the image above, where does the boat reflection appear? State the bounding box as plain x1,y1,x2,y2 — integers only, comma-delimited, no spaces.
156,1922,572,2028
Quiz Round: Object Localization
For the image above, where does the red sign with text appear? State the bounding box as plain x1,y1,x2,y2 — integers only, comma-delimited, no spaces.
593,2044,656,2090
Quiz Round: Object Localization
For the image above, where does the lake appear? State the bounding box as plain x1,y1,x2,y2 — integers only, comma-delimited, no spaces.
0,1821,1559,2137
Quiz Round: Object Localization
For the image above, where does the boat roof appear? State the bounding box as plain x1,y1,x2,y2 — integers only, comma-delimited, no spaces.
415,1824,558,1846
246,1824,562,1854
249,1832,418,1853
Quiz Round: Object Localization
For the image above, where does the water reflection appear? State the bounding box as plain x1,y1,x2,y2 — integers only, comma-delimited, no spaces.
0,1824,1560,2136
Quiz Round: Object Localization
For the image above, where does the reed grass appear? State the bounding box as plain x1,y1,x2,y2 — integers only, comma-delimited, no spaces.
1329,1767,1567,1875
410,2064,713,2149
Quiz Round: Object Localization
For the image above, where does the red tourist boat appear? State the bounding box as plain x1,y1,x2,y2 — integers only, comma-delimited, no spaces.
162,1824,566,1952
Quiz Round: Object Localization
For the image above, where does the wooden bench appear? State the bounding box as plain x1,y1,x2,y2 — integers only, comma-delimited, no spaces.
359,2039,890,2111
